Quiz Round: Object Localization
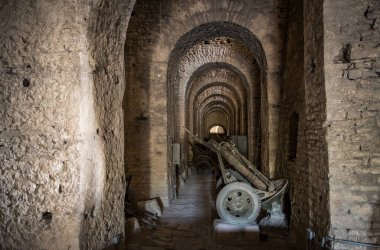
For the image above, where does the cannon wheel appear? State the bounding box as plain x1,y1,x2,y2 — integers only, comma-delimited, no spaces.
195,161,213,175
216,182,261,224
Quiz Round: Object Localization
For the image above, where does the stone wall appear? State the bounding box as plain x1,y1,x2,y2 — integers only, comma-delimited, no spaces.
85,0,135,248
304,0,331,245
324,0,380,248
164,0,286,185
123,0,169,206
273,1,380,249
276,0,310,247
0,0,135,249
186,68,248,137
0,1,86,249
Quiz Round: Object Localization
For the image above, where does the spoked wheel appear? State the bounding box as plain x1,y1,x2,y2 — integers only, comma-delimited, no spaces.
216,182,261,224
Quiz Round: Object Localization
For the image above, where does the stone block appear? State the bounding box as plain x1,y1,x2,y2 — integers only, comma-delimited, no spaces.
213,219,260,243
125,217,141,236
137,199,163,217
369,157,380,167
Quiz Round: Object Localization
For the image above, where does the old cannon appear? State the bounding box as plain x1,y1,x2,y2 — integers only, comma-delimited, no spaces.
186,128,288,225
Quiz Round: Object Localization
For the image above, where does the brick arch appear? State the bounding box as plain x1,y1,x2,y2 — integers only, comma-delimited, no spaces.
194,88,240,134
198,98,236,137
167,21,270,179
190,83,244,134
185,64,249,135
185,63,249,102
170,39,259,141
202,104,234,136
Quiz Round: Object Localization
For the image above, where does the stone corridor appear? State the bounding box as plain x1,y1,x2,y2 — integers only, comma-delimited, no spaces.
125,174,294,250
1,1,379,249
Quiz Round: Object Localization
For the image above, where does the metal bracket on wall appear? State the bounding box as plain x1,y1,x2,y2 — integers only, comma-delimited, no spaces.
321,236,380,249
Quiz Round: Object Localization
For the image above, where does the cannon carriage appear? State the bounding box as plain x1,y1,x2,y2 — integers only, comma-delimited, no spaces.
186,129,288,225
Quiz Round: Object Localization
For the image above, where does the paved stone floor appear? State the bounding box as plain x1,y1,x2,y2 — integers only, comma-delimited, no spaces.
123,174,295,250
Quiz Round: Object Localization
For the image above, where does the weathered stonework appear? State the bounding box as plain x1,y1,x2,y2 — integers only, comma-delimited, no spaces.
84,0,136,248
277,1,380,249
123,0,169,205
324,0,380,248
0,0,135,249
276,0,311,247
0,1,86,248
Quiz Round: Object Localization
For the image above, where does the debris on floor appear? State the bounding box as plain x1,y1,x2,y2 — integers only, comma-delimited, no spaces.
125,175,159,230
125,217,141,235
137,199,163,217
126,174,295,250
259,202,288,230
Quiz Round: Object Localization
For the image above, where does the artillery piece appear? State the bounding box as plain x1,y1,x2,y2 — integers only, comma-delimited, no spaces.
186,128,288,225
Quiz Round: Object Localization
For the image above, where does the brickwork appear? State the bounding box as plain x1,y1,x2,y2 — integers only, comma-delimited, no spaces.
186,67,248,135
204,111,229,136
185,63,256,163
123,0,170,206
174,36,259,143
277,1,380,248
193,86,242,134
164,1,287,180
324,0,380,247
276,0,310,247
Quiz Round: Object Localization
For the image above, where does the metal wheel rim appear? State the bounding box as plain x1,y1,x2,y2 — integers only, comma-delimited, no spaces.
222,189,254,219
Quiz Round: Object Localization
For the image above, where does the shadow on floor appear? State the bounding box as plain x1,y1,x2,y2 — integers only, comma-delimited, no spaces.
106,174,295,250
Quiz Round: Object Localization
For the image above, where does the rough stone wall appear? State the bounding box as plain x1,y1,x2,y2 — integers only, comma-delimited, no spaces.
276,0,310,247
0,0,135,249
0,1,86,249
85,0,135,248
324,0,380,248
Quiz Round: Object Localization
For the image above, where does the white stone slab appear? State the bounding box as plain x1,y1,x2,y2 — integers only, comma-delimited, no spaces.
213,219,260,243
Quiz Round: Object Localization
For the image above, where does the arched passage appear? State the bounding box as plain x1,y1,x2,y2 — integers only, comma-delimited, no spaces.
167,21,269,186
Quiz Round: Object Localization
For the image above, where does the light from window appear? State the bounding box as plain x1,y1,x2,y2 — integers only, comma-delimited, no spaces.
210,125,225,134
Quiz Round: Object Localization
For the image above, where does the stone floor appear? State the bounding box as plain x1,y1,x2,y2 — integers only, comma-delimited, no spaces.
121,174,295,250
